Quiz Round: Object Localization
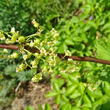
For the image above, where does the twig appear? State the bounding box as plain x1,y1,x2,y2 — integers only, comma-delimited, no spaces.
15,82,21,92
0,43,110,65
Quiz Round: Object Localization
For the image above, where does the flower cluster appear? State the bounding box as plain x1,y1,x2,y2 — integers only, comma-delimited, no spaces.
0,20,77,83
31,73,42,82
16,63,25,72
0,32,5,40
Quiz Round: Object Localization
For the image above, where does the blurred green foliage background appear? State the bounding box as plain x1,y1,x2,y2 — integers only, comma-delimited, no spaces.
1,0,110,109
0,0,79,108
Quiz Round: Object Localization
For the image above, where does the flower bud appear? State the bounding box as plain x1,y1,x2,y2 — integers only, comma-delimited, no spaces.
12,53,18,58
3,49,8,53
65,50,71,56
18,36,25,42
34,22,39,28
5,39,12,44
34,39,40,44
11,34,18,43
11,27,15,34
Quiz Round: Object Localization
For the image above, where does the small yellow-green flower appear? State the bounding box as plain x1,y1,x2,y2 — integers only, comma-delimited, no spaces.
3,49,8,53
65,50,71,56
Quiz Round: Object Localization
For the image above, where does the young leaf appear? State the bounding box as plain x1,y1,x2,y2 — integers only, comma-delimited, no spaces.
87,88,103,99
78,82,85,95
82,107,90,110
71,106,81,110
92,99,102,110
66,80,73,87
57,78,65,88
81,5,91,14
66,84,78,96
76,96,83,107
83,94,91,103
44,103,51,110
70,90,81,99
65,39,74,46
87,20,97,29
58,43,68,53
61,103,72,110
82,103,92,108
45,92,58,98
82,24,91,32
79,14,88,21
38,105,42,110
96,41,110,60
60,72,68,79
26,105,34,110
62,94,69,103
103,81,110,95
53,82,60,92
55,93,60,105
68,75,79,84
101,95,110,109
101,22,110,31
71,16,79,23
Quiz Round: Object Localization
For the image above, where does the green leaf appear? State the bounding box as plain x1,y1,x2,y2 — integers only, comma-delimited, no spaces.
83,94,91,103
86,0,95,4
80,33,88,43
38,105,42,110
101,95,110,109
71,106,81,110
57,78,65,88
26,105,34,110
54,41,62,46
103,81,110,95
66,80,73,87
53,82,59,92
44,103,51,110
46,13,59,21
81,5,91,14
45,92,58,98
104,29,110,33
96,41,110,60
87,20,97,29
65,39,74,46
78,82,85,95
66,84,78,96
75,27,82,33
58,43,68,53
78,21,85,27
60,72,68,78
0,74,3,79
82,103,92,108
71,16,79,23
55,93,60,105
61,103,72,110
92,99,102,110
76,96,83,107
87,89,103,99
82,107,90,110
79,13,88,21
101,22,110,31
83,24,91,32
73,36,83,42
70,90,81,99
62,94,69,102
102,95,110,104
68,75,79,84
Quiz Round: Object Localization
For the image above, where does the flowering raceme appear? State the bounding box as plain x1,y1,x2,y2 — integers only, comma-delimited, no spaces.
0,20,76,83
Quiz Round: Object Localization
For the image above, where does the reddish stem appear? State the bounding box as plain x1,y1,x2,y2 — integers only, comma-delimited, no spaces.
0,43,110,65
